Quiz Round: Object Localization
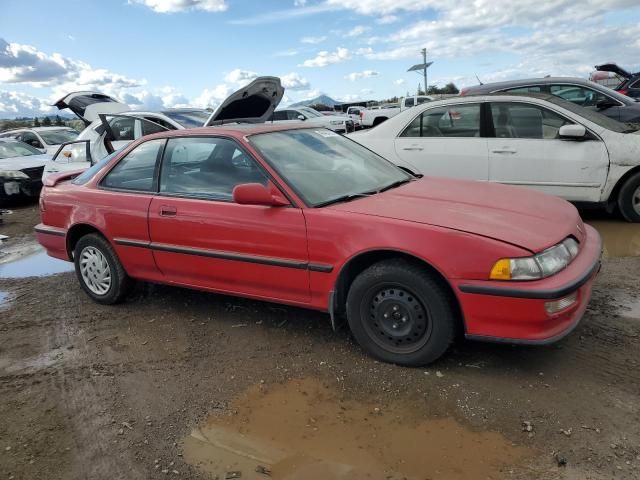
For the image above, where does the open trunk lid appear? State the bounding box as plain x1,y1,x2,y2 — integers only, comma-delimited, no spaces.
53,91,129,125
204,76,284,126
595,63,633,79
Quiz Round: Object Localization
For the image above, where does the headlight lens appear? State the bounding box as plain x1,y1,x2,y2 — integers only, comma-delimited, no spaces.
490,238,580,281
0,170,29,179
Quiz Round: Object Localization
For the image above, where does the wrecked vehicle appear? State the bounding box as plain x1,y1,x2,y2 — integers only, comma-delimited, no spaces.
44,77,284,180
595,63,640,99
350,94,640,222
0,138,50,204
36,123,601,366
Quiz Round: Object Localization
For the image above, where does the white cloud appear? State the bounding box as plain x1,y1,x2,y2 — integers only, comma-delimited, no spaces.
274,49,299,57
294,0,307,5
324,0,434,15
394,79,405,85
377,15,398,24
224,69,258,85
300,47,350,67
346,70,379,81
280,72,310,90
193,84,232,108
0,90,55,117
130,0,227,13
360,88,374,95
301,36,327,44
345,25,371,37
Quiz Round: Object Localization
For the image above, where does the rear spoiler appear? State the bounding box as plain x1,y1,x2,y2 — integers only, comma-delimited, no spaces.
44,169,86,187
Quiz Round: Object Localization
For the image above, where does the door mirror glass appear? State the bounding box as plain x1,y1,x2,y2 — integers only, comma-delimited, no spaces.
596,99,616,110
558,124,587,138
233,183,288,206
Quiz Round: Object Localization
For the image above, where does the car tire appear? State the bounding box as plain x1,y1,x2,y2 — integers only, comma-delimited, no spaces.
73,233,132,304
346,259,457,366
617,172,640,223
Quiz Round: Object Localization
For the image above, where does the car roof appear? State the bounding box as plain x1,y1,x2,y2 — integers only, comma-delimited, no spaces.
142,123,318,141
464,77,599,92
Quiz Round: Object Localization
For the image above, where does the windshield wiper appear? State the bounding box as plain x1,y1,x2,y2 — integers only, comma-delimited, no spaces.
315,192,375,208
378,178,414,193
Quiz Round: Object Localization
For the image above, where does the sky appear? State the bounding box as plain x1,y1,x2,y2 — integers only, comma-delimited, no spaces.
1,0,640,118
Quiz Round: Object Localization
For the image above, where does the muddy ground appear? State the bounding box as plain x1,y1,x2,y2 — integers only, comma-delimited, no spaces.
0,204,639,479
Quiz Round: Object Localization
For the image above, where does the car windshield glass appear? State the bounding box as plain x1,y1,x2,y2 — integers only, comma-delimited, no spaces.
162,110,211,128
72,149,123,185
37,129,79,145
249,129,412,207
544,96,636,133
0,141,42,159
298,107,322,118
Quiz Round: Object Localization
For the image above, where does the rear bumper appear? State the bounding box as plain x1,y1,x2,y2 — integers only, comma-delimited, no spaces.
35,224,69,261
454,224,602,344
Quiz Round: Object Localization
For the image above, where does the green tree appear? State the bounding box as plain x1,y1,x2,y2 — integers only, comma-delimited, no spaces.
34,117,41,127
54,115,64,126
42,116,52,126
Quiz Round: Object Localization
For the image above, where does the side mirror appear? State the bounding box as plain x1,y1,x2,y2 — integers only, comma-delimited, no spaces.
233,183,289,207
297,115,306,121
30,140,43,149
559,124,587,139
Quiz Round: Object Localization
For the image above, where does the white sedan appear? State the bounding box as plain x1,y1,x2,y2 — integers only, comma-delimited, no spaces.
350,94,640,222
270,107,355,133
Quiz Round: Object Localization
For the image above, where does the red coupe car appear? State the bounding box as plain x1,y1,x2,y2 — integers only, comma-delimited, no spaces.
36,124,601,365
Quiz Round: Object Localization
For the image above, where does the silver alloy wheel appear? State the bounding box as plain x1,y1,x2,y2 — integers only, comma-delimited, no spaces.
633,185,640,216
79,246,112,295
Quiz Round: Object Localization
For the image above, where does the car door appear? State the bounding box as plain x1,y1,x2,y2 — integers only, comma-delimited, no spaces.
487,100,609,201
148,136,310,304
393,103,489,180
94,138,166,278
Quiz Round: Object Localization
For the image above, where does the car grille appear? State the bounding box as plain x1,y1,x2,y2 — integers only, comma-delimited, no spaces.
20,166,44,180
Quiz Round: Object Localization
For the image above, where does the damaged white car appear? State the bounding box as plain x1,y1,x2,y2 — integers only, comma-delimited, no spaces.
350,93,640,222
44,77,284,180
0,139,50,204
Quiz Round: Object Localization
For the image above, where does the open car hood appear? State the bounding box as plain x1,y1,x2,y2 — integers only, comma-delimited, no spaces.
595,63,635,79
204,76,284,126
53,91,129,125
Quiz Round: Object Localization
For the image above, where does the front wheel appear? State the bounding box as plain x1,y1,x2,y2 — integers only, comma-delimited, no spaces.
617,172,640,223
74,233,132,304
346,259,457,366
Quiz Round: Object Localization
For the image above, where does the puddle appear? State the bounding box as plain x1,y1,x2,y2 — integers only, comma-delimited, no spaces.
183,378,528,480
0,250,73,279
587,221,640,258
0,290,9,308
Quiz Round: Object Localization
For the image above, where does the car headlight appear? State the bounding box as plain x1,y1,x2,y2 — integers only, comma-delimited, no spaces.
0,170,29,179
490,238,580,280
329,120,344,125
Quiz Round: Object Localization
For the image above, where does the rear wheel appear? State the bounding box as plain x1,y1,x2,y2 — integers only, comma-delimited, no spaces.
73,233,132,304
617,172,640,222
346,259,456,366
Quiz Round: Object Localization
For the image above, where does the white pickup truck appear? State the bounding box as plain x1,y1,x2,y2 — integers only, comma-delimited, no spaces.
359,104,401,128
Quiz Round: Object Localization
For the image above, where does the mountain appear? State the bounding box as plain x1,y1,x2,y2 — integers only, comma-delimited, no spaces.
289,94,339,107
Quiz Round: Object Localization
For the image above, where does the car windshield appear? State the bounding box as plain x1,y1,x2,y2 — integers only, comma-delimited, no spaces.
298,107,322,118
544,95,639,133
0,141,43,159
249,129,412,207
37,129,79,145
162,109,211,128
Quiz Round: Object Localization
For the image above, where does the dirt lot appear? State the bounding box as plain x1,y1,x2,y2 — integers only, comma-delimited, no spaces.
1,204,639,479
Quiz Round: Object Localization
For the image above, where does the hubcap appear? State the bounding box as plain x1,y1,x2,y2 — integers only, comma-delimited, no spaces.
632,185,640,216
365,286,431,353
79,246,111,295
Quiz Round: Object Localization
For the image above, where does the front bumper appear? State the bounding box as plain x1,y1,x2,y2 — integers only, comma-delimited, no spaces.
1,177,43,199
454,224,602,344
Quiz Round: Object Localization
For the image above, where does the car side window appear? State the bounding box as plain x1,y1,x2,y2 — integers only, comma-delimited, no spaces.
21,132,43,148
160,137,268,201
102,139,164,191
549,85,614,109
271,111,288,121
504,86,542,94
109,117,136,141
400,104,481,138
490,102,572,139
288,110,303,120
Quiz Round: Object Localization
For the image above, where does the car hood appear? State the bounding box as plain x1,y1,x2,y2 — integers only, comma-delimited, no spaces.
329,177,582,253
53,91,129,125
0,153,50,171
595,63,634,79
204,76,284,126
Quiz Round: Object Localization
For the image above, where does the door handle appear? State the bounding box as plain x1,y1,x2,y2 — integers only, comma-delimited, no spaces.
402,147,424,151
491,149,517,154
159,205,177,217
